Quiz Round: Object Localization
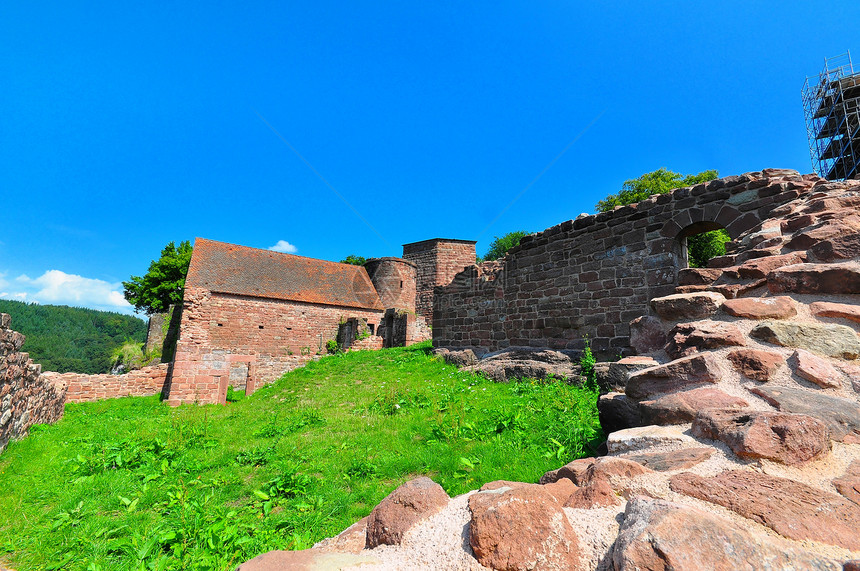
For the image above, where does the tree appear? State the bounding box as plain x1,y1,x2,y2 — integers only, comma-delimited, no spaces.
595,168,719,213
340,255,366,266
687,230,731,268
123,241,193,315
595,168,729,268
482,231,531,261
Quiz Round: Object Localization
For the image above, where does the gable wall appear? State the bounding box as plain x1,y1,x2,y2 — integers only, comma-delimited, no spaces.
164,287,384,405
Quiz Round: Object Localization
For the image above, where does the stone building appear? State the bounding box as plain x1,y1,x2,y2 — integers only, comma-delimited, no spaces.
164,237,475,405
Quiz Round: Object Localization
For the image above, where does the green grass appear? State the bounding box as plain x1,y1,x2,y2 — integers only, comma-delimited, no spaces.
0,342,602,571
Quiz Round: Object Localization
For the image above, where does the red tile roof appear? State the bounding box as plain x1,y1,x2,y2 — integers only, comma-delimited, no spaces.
185,238,384,311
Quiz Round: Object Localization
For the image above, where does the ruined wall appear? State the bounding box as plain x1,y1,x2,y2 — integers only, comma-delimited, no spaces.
434,170,820,357
165,287,384,405
403,239,477,326
348,335,384,351
43,364,169,403
0,314,66,452
144,311,167,354
378,308,430,347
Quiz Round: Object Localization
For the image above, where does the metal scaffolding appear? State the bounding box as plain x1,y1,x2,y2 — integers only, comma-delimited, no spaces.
803,51,860,180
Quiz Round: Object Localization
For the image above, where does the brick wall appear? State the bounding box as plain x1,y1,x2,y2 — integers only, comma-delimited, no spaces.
349,335,384,351
433,170,819,357
0,314,66,452
43,364,169,403
164,287,384,405
403,239,476,325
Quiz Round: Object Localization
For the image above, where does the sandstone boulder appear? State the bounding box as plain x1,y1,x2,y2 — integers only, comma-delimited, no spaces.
468,485,582,571
677,267,722,286
564,477,620,509
235,550,380,570
611,496,840,571
664,320,746,359
749,385,860,441
785,219,859,250
810,301,860,324
832,460,860,506
433,347,480,367
640,388,748,425
749,320,860,359
481,479,577,505
721,296,797,319
597,392,642,434
767,261,860,295
691,409,830,465
670,470,860,551
711,278,768,300
606,425,697,454
791,349,842,389
628,316,667,354
365,477,450,548
736,253,806,279
554,458,596,487
464,348,578,382
601,356,659,391
313,516,368,554
726,349,783,381
540,457,595,486
625,354,721,400
579,457,652,489
809,229,860,261
650,291,726,321
622,447,713,472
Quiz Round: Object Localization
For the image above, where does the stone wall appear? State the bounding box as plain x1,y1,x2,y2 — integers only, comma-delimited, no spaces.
164,287,384,405
144,305,182,362
144,311,167,354
433,169,818,357
378,308,429,348
43,364,169,403
349,335,384,352
0,314,66,453
365,258,417,312
403,239,477,326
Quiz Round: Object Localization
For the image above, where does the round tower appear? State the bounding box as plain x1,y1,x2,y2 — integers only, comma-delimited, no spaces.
364,257,417,311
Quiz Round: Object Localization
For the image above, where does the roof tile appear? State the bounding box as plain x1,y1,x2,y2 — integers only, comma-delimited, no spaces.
185,238,384,311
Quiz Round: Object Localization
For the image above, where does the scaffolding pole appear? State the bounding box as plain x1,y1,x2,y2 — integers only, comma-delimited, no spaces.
802,51,860,180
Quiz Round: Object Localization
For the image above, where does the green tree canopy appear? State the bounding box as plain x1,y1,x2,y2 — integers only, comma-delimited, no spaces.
339,255,367,266
595,168,719,212
0,299,146,373
123,241,193,315
482,231,531,261
595,168,729,268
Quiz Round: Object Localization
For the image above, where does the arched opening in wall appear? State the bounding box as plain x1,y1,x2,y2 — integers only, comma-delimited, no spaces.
678,222,731,268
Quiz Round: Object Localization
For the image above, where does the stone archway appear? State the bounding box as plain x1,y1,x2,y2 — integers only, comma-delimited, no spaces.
433,169,816,356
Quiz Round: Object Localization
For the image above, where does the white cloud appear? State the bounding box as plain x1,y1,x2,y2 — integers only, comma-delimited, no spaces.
0,292,28,300
6,270,131,312
268,240,298,254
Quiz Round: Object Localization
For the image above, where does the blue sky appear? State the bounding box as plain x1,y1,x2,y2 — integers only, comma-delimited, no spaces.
1,1,857,316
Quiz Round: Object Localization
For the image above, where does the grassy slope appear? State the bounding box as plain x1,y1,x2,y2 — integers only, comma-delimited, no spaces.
0,343,601,571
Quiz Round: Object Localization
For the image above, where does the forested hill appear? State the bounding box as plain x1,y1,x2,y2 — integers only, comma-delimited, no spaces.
0,300,146,374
